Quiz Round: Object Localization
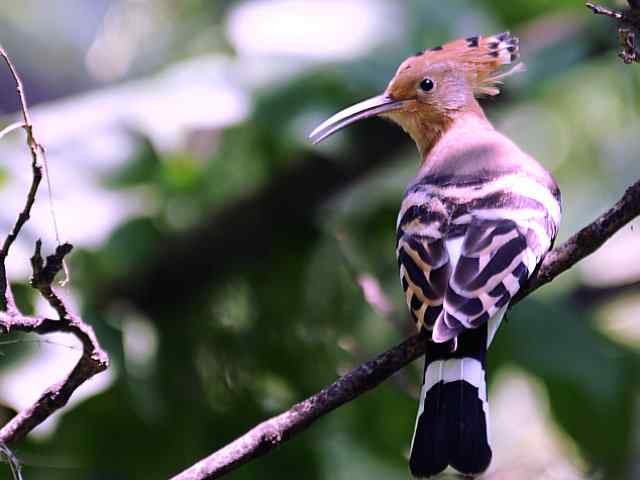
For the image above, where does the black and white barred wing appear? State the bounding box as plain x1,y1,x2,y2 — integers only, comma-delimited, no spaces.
396,199,451,331
433,217,537,343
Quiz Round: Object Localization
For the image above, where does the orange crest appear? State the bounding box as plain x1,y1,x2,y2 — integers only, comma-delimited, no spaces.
406,31,524,97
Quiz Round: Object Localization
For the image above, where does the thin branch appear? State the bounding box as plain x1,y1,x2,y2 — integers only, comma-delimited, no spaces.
586,2,628,21
0,347,107,444
0,47,34,130
586,2,640,63
0,45,44,311
0,46,109,452
170,178,640,480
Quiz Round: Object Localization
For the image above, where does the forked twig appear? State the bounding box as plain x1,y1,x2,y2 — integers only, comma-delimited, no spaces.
0,45,109,466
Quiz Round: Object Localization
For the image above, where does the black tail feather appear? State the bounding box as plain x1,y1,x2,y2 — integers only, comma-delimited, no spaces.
409,326,492,478
446,380,491,475
410,381,448,477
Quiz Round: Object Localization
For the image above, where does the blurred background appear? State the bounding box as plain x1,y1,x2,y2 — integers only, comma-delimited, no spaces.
0,0,639,479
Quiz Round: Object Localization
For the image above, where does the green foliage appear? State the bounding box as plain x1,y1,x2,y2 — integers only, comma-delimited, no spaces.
105,139,160,189
100,218,163,278
500,298,639,474
2,1,640,480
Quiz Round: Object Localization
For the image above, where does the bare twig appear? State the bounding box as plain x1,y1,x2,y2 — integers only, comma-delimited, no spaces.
170,178,640,480
586,2,640,63
0,45,44,312
586,2,627,21
0,45,109,455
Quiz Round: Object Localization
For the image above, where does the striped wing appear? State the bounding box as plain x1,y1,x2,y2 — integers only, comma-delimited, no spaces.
398,233,450,330
396,201,451,331
432,218,535,342
397,169,561,343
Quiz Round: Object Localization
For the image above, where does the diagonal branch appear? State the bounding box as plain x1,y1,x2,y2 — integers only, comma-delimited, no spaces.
170,178,640,480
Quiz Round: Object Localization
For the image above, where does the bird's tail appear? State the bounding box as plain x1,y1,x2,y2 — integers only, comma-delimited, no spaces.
409,324,492,478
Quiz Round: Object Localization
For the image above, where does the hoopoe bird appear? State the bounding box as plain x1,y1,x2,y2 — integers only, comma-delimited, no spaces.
310,32,561,477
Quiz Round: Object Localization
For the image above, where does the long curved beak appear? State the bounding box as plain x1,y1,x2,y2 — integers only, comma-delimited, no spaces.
309,94,407,145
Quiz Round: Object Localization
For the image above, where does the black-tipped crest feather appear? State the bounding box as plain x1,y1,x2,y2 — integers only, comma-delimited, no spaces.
422,31,524,96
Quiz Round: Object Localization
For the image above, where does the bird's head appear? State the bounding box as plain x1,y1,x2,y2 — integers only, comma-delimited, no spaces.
310,32,523,156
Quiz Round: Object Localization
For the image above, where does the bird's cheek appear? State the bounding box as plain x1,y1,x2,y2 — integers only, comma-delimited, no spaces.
414,94,439,109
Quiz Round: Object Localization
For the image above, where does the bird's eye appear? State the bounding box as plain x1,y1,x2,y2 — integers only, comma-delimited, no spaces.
420,78,435,92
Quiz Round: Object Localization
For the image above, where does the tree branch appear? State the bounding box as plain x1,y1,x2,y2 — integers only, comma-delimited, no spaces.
170,178,640,480
0,45,109,451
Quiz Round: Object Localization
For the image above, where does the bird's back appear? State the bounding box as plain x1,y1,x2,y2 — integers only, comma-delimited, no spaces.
397,116,561,336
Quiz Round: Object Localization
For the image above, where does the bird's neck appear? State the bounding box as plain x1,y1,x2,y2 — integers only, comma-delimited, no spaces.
415,108,501,182
414,100,489,162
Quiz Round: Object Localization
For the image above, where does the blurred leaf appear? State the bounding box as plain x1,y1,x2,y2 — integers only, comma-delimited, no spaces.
104,138,160,189
99,217,162,277
159,153,203,193
484,0,584,25
11,282,35,315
